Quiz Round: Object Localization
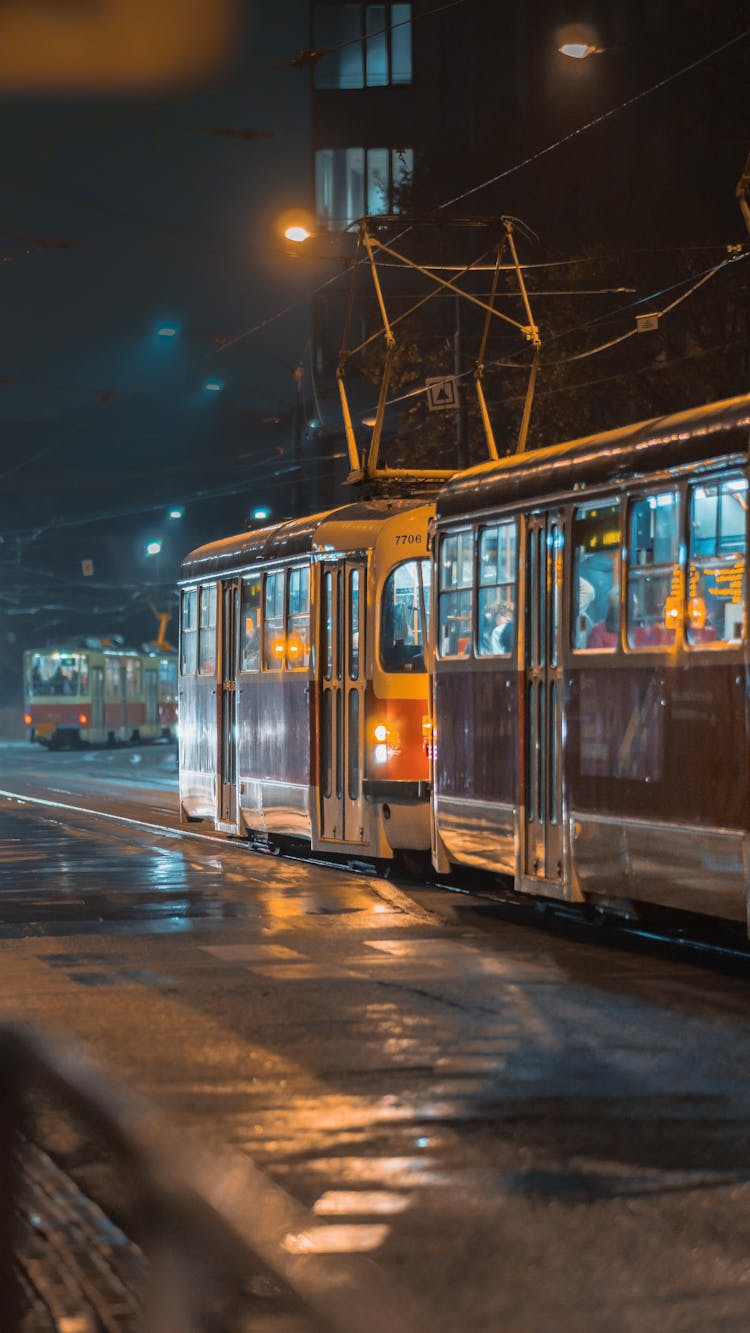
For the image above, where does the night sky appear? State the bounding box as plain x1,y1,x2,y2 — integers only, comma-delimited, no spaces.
0,1,313,680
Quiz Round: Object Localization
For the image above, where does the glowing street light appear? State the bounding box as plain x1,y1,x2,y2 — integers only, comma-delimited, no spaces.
168,508,183,520
556,23,603,59
203,379,223,392
559,41,603,58
156,323,179,337
145,540,162,557
252,507,271,521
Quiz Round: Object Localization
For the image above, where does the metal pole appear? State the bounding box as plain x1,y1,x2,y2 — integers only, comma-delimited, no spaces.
453,295,469,470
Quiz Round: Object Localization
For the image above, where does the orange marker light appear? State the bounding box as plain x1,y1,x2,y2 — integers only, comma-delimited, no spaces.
24,713,32,726
78,713,88,726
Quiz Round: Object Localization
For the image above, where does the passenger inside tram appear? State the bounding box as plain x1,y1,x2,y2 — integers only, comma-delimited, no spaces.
587,587,619,648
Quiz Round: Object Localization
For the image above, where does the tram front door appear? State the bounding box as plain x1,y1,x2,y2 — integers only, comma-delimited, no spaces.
523,513,565,887
319,562,366,845
218,579,239,830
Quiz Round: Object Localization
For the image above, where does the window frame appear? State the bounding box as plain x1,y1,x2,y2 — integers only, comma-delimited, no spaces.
286,565,311,671
625,489,682,651
180,587,198,676
239,574,262,673
476,519,518,658
312,3,413,90
570,498,622,654
686,472,747,649
437,529,475,660
315,145,413,228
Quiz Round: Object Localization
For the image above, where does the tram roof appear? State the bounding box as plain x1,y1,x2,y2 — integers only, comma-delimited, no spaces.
436,393,750,520
179,498,430,582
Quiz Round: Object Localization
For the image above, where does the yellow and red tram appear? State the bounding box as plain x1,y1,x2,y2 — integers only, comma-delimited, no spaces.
430,393,750,926
24,644,177,748
177,499,433,861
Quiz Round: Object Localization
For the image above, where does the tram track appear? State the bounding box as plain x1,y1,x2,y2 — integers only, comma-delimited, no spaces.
3,781,750,975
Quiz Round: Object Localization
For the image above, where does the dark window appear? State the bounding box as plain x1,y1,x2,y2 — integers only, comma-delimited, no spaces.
313,3,412,89
627,492,680,648
571,501,621,651
315,146,413,228
477,521,517,656
381,558,430,671
198,584,217,675
687,475,747,645
438,533,473,658
240,576,261,672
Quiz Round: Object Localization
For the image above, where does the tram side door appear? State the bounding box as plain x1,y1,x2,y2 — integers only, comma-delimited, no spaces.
320,562,366,844
523,513,565,886
91,666,104,733
218,579,240,829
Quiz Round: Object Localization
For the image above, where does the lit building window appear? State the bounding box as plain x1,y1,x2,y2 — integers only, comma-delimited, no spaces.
315,146,413,227
313,4,413,89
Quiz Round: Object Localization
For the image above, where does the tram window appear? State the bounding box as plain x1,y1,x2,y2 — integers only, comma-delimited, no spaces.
477,521,516,656
627,492,680,648
286,567,310,670
105,659,120,698
240,576,261,672
438,533,473,658
323,571,334,680
180,589,198,675
348,688,360,800
687,476,747,646
381,558,430,672
348,569,361,680
27,651,85,696
126,659,142,698
263,571,285,670
198,584,217,675
571,501,621,650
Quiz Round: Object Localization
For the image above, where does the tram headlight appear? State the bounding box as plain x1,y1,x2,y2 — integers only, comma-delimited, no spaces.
374,743,388,765
374,723,388,742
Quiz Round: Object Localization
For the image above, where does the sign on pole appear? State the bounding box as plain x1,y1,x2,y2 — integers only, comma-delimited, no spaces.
425,376,458,411
81,559,94,577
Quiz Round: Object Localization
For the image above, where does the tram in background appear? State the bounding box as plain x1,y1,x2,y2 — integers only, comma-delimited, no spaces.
430,393,750,927
23,643,178,748
177,500,433,861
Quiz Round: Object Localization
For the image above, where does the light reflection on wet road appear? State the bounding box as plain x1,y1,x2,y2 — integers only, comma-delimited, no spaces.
4,744,750,1329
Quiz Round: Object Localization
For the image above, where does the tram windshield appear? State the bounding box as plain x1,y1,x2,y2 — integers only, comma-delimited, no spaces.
380,559,431,672
26,652,88,697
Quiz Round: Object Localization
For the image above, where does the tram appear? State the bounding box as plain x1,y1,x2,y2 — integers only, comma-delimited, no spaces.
177,500,433,860
23,644,178,748
429,393,750,926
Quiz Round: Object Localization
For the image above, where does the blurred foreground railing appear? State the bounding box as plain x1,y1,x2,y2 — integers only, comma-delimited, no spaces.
0,1024,424,1333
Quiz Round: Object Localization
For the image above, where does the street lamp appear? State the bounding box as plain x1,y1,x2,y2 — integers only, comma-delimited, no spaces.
203,379,223,392
168,508,183,520
155,322,179,338
556,23,603,59
145,540,162,557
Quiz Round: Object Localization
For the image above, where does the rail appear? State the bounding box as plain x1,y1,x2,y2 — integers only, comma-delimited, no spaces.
0,1023,423,1333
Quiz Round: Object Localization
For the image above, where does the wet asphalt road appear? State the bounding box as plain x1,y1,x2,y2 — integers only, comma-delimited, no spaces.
3,741,750,1330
